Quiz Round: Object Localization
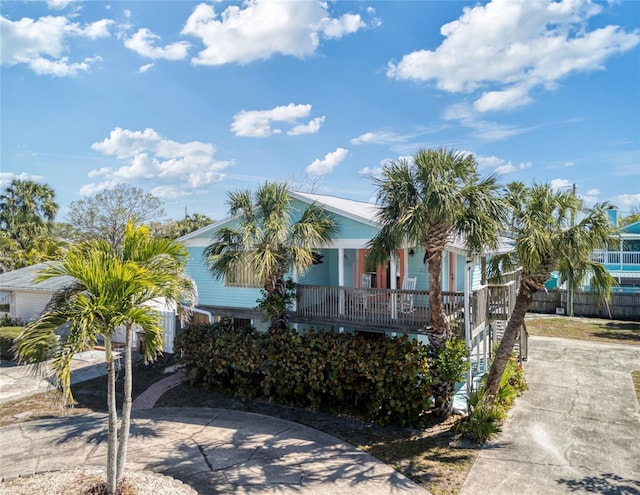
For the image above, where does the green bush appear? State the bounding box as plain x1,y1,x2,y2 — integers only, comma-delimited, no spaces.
458,354,528,444
0,326,25,360
175,322,435,427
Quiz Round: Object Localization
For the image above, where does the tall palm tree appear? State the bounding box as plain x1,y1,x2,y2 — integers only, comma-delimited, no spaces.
204,182,337,330
0,178,58,251
15,222,195,494
484,183,614,403
368,148,505,418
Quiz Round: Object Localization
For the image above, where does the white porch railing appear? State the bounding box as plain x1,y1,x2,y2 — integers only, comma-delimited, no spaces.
591,250,640,266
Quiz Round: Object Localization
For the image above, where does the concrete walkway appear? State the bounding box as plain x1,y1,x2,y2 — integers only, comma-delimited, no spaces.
460,336,640,495
0,350,108,404
0,407,429,494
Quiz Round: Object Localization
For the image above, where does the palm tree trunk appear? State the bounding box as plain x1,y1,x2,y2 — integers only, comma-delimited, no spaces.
426,248,450,338
105,335,118,495
116,325,133,482
426,247,454,418
484,279,533,405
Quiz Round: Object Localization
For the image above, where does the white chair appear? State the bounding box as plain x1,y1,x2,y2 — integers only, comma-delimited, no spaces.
399,276,417,313
359,273,372,309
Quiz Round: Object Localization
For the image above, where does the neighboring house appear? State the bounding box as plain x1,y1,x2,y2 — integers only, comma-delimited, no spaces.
0,263,74,322
179,191,517,375
0,264,179,353
591,208,640,290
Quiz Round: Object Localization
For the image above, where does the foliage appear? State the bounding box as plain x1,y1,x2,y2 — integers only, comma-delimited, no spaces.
431,337,470,384
0,326,25,360
256,279,296,327
0,179,63,270
175,323,437,427
204,182,337,330
68,184,165,248
149,213,213,239
485,182,615,403
14,222,195,494
368,148,505,339
458,355,527,444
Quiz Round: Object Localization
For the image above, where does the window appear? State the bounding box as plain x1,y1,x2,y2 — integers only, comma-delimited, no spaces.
0,292,10,313
225,264,261,288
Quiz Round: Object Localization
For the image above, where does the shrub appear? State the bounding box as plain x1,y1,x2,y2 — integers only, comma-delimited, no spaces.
175,322,434,427
0,326,24,360
458,354,528,444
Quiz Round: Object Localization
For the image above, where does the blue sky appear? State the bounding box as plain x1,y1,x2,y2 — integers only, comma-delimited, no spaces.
2,0,639,223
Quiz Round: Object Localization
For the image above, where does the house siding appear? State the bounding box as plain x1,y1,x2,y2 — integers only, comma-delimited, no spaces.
14,291,52,321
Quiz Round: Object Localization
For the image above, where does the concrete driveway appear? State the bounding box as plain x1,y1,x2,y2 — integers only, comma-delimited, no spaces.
461,336,640,495
0,407,428,494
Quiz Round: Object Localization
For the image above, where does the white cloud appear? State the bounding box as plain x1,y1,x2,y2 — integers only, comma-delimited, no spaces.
138,63,154,73
443,102,535,141
181,0,368,66
358,166,383,178
47,0,75,9
581,188,600,205
387,0,640,112
79,180,120,196
473,153,532,175
0,172,45,187
550,178,573,190
319,13,365,39
350,130,411,146
88,127,231,199
610,193,640,209
0,14,112,76
125,28,190,60
231,103,322,138
306,148,349,176
287,116,325,136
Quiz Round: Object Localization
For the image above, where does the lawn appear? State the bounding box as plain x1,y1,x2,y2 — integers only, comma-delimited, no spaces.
524,316,640,345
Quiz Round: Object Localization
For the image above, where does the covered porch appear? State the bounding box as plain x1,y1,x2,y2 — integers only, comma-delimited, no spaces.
292,284,489,334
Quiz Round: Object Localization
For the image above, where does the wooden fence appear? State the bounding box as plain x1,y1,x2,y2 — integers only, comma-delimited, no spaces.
530,289,640,321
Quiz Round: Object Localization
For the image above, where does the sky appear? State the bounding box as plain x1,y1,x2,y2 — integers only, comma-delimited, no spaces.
1,0,639,224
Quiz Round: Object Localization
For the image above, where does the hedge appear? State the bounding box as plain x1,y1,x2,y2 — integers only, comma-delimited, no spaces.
0,326,24,361
175,322,441,427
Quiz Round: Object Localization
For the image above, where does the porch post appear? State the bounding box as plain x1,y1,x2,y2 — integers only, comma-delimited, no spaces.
338,247,345,316
464,258,474,403
291,266,298,312
390,251,398,319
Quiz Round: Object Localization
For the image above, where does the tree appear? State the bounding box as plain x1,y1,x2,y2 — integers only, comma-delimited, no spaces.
484,183,614,404
204,182,337,330
150,212,214,239
68,184,165,248
367,148,505,418
0,178,58,249
15,222,195,494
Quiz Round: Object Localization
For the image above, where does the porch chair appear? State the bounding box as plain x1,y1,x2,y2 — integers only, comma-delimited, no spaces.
359,273,372,310
399,276,417,313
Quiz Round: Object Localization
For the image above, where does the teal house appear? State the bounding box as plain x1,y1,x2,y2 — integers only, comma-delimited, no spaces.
179,191,494,337
591,208,640,290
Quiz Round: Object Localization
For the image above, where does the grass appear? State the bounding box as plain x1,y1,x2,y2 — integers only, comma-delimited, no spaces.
633,371,640,405
525,316,640,345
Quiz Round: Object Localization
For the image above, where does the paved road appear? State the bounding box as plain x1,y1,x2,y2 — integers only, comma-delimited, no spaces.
0,407,429,494
461,336,640,495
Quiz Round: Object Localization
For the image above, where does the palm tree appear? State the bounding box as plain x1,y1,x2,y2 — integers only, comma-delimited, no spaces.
0,178,58,252
484,183,614,404
367,148,505,418
15,222,195,494
204,182,337,331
